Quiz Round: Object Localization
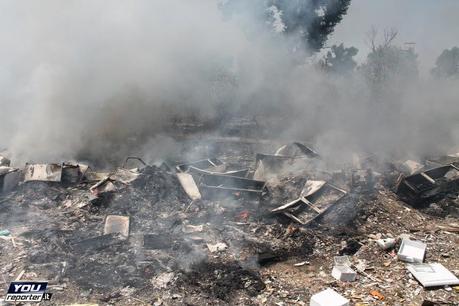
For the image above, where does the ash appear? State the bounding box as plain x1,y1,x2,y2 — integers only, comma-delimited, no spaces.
0,135,458,305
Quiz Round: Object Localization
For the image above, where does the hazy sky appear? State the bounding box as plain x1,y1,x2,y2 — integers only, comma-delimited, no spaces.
330,0,459,74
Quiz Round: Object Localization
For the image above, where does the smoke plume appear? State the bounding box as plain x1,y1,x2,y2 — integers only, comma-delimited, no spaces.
0,0,458,166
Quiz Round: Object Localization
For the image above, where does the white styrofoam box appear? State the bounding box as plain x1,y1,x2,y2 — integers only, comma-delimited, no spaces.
310,288,349,306
397,239,426,263
407,263,459,287
332,265,357,282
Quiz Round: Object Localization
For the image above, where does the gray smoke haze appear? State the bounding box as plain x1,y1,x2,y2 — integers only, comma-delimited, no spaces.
0,0,458,166
0,0,261,163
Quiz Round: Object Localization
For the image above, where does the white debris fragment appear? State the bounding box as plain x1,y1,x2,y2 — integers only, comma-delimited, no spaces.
376,238,396,250
90,177,117,195
400,160,423,175
151,272,175,289
310,288,349,306
176,172,201,201
206,242,228,253
300,180,326,198
293,261,309,267
332,265,357,282
24,163,62,182
407,263,459,287
354,259,367,273
182,224,203,233
332,256,356,282
104,215,130,239
110,168,140,184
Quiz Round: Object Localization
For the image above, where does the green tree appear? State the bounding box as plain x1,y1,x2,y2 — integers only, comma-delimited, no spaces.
221,0,352,52
361,28,418,85
321,43,358,74
431,47,459,78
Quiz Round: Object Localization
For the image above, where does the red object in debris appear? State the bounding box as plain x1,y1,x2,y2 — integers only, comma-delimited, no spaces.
370,290,385,301
237,210,250,222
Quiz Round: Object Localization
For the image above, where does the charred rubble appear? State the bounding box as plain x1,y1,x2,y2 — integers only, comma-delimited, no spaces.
0,135,459,305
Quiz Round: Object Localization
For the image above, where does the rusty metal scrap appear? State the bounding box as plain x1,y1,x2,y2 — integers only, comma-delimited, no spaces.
396,164,459,204
272,180,347,225
187,166,249,178
176,158,225,173
275,142,319,158
198,173,266,199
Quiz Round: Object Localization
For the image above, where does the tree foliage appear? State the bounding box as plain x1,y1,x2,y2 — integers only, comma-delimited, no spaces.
361,28,418,85
221,0,352,51
321,43,358,74
431,47,459,79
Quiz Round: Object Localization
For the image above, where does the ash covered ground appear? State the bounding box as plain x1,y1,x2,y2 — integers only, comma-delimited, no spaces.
0,132,459,306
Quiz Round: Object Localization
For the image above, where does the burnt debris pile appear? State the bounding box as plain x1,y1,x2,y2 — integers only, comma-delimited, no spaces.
1,137,459,305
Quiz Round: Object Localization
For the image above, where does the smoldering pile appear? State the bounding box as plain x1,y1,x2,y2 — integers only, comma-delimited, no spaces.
1,126,459,304
0,140,318,304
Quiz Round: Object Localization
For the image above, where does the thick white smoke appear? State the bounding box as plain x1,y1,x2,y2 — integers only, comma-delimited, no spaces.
0,0,266,163
0,0,458,166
